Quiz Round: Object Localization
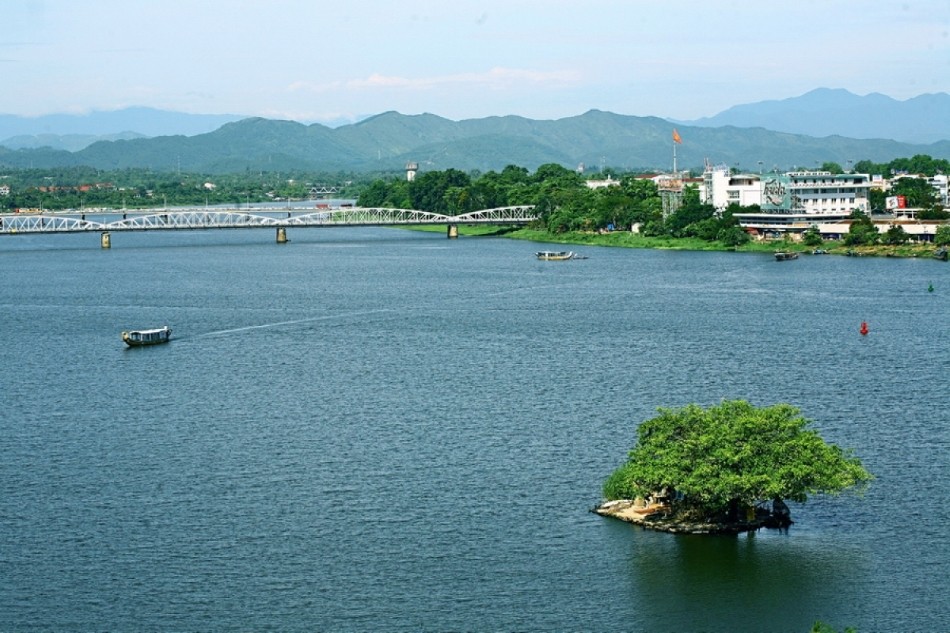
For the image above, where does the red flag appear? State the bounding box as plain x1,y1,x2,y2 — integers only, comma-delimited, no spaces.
672,129,683,144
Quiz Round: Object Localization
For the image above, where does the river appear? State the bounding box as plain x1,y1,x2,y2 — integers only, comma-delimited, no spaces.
1,227,947,632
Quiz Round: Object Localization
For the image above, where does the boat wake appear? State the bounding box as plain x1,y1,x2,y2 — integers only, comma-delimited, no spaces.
192,309,393,338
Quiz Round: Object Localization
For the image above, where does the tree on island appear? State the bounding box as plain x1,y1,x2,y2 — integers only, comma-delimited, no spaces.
603,401,872,524
811,622,857,633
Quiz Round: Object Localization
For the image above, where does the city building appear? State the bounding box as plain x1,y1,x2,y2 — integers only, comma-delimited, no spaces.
701,162,762,209
929,174,949,206
585,176,621,189
702,164,875,239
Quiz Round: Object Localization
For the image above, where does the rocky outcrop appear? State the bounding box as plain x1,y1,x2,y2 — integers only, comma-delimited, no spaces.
593,499,789,535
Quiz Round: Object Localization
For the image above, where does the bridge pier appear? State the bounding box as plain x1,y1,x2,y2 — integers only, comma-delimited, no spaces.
100,232,111,249
447,224,458,239
276,227,288,243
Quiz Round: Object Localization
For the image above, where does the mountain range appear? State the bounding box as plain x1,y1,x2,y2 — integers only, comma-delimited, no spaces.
0,107,243,150
0,89,948,174
683,88,950,144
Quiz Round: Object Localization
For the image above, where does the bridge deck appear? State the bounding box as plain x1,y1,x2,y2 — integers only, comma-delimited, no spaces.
0,206,537,235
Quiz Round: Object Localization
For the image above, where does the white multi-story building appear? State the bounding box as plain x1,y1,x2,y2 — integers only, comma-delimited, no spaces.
723,170,873,239
701,162,762,210
782,171,873,216
928,174,948,206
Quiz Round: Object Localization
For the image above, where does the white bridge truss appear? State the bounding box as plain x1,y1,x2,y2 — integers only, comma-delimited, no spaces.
0,206,537,235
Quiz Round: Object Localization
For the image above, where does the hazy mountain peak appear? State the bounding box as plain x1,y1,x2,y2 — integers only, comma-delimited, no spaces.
687,88,950,143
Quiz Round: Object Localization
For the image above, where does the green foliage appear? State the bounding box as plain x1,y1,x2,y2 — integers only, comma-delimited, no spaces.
889,154,950,177
916,206,950,220
802,226,824,247
666,195,716,238
844,212,878,246
820,161,844,174
408,169,472,214
532,163,582,185
855,154,950,178
603,401,871,518
889,176,938,209
853,160,880,176
358,178,410,208
882,224,909,245
935,225,950,246
844,225,878,246
867,187,887,213
717,225,751,247
811,621,857,633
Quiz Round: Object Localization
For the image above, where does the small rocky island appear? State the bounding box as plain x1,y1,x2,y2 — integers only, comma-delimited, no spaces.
598,401,871,535
593,498,791,535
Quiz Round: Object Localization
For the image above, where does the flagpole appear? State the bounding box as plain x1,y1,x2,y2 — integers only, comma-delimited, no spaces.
673,137,677,175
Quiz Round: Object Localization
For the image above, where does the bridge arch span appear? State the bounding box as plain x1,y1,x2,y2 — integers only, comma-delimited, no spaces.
105,210,279,231
0,214,106,233
451,205,537,224
285,208,453,226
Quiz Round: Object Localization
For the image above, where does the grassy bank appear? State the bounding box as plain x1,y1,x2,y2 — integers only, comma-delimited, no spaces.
408,225,946,259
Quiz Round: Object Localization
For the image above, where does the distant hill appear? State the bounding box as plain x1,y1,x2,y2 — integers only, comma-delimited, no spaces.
685,88,950,144
0,107,245,150
1,108,949,175
1,131,147,152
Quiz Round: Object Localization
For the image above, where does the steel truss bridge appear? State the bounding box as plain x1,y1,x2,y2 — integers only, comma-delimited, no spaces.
0,206,537,242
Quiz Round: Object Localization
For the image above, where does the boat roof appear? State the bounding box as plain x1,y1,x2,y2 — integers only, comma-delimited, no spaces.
127,326,169,334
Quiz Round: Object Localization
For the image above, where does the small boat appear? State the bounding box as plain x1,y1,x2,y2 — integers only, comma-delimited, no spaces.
122,325,172,347
774,252,799,261
812,249,828,255
536,250,576,261
934,247,948,261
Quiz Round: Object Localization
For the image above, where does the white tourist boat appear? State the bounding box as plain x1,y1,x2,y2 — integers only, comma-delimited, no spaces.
536,250,577,261
121,325,172,347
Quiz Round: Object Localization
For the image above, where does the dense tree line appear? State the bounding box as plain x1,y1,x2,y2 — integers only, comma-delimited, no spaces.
0,167,364,211
853,154,950,178
358,157,945,244
358,163,752,246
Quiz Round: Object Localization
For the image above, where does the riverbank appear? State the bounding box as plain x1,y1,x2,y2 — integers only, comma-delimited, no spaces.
509,228,946,259
409,225,948,259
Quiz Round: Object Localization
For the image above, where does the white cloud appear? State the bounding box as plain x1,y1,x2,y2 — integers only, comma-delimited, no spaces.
291,67,582,94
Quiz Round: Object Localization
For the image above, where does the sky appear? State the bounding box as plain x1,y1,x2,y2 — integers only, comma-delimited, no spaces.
2,0,948,124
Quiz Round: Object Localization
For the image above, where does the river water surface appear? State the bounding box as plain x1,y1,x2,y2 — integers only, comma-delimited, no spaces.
1,228,947,632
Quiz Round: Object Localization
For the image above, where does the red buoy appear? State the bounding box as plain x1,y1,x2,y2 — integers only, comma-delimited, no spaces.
860,321,869,336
